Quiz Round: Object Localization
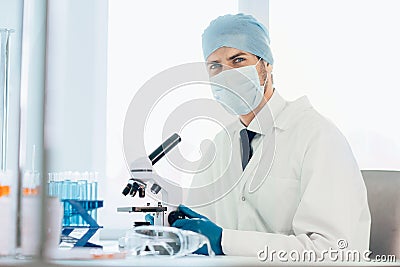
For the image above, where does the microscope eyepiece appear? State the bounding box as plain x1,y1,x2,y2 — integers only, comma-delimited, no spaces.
130,182,140,197
122,180,141,197
122,179,134,196
122,184,131,196
138,187,146,198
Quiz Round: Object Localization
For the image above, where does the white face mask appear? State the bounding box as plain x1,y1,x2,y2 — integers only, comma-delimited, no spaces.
210,59,267,115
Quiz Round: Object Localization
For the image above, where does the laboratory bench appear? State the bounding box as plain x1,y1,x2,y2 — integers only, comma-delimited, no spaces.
1,240,399,267
2,256,400,267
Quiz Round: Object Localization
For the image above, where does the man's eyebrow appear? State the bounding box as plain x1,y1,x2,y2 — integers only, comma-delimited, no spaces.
206,52,248,64
228,52,247,60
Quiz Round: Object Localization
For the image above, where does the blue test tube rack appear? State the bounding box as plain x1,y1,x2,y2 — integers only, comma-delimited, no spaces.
61,199,103,248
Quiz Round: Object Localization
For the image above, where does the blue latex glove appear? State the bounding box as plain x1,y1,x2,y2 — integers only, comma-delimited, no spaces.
172,205,224,255
145,214,154,225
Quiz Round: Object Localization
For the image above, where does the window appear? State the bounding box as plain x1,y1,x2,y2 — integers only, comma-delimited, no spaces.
270,0,400,170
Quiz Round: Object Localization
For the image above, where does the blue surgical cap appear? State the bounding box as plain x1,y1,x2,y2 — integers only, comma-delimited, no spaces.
202,13,274,65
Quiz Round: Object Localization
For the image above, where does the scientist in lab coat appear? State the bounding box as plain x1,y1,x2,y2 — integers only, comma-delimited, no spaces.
172,13,371,258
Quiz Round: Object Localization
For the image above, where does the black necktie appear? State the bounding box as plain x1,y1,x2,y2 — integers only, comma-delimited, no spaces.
240,128,257,170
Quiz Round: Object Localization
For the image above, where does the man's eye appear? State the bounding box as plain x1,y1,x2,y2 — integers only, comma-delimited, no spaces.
233,57,245,64
209,63,222,70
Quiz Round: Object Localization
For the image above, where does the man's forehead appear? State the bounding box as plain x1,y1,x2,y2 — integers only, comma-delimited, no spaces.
206,47,253,62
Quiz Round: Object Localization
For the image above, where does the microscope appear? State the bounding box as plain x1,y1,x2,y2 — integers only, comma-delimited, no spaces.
118,133,185,226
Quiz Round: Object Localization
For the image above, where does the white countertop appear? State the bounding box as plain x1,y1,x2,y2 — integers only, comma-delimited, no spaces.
1,241,399,267
2,256,400,267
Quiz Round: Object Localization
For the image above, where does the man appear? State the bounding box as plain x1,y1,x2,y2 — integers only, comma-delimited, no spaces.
172,13,371,258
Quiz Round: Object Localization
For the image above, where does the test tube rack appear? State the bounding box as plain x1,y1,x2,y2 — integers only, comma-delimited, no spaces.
61,199,103,248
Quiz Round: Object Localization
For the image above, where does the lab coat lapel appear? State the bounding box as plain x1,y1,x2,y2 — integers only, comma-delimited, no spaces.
240,129,275,193
239,92,288,192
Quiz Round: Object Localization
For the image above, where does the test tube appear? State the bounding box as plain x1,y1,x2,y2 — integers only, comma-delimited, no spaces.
0,170,14,256
22,171,40,196
71,181,78,199
0,171,10,198
47,173,54,196
70,180,78,226
62,177,72,226
88,172,97,200
53,172,61,199
77,179,88,200
62,179,71,200
89,171,98,222
77,179,87,225
23,145,40,196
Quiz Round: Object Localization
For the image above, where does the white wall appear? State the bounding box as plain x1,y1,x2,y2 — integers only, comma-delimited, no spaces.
44,0,108,175
239,0,269,27
270,0,400,170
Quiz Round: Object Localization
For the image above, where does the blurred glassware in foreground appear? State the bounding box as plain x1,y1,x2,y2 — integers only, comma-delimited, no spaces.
119,225,215,257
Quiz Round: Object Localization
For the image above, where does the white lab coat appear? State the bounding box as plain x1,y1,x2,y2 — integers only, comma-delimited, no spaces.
185,91,371,257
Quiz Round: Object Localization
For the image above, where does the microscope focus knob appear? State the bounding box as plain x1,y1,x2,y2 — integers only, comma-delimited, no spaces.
150,183,162,194
168,210,186,226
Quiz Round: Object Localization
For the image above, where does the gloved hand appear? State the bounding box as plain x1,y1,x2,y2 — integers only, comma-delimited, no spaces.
172,204,224,255
145,214,154,225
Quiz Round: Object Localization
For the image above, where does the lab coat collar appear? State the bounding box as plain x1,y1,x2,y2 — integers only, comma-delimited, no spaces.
275,94,313,131
245,90,288,134
234,91,313,134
